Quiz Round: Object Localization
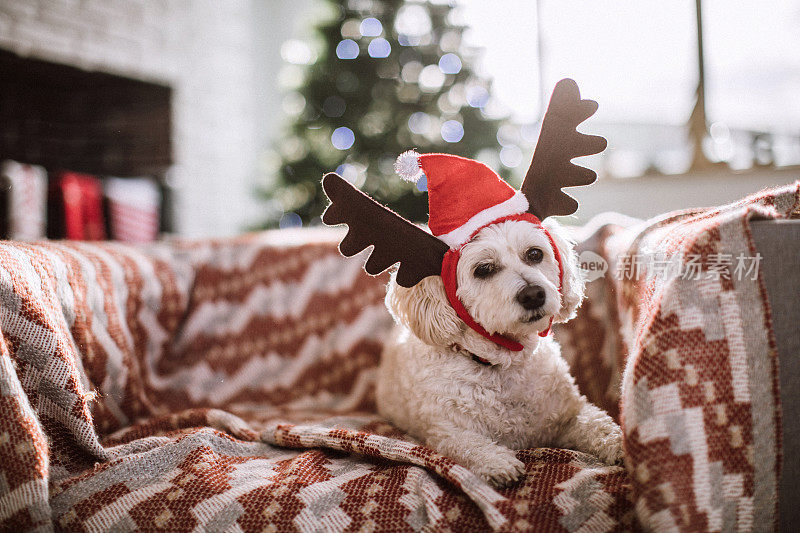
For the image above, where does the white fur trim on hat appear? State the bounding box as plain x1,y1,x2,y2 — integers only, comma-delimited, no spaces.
438,191,530,248
395,150,424,182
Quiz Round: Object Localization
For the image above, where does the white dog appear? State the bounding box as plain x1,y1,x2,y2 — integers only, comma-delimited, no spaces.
375,218,623,487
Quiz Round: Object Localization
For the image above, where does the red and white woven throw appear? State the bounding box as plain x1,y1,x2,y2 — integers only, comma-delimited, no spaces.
0,183,796,531
557,181,800,531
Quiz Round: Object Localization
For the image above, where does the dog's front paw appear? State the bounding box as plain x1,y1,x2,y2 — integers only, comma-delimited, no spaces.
470,448,526,488
595,424,624,465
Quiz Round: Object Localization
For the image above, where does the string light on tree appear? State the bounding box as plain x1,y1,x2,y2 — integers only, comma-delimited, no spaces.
360,17,383,37
441,120,465,143
438,53,462,74
331,127,356,150
336,39,359,59
368,38,391,58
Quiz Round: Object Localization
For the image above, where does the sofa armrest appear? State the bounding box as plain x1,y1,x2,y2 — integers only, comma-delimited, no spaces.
750,219,800,530
608,182,798,530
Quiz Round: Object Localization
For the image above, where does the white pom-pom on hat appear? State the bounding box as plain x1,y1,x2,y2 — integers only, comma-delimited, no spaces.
395,150,424,183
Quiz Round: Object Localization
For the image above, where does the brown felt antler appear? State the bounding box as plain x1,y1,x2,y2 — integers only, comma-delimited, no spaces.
522,78,607,219
321,173,448,287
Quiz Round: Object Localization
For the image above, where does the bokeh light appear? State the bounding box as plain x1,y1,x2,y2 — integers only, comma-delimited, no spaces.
496,124,519,146
395,5,432,37
439,30,461,52
476,148,501,170
445,4,467,25
336,39,359,60
279,212,302,229
331,126,356,150
437,93,460,114
466,84,489,108
499,145,523,168
407,111,432,134
397,34,421,47
419,65,445,92
441,120,464,142
281,92,306,116
337,162,367,187
359,111,387,136
279,137,308,162
378,156,395,176
416,175,428,192
280,40,316,65
438,53,462,74
336,163,358,183
368,38,391,58
447,84,466,107
360,17,383,37
480,97,508,120
376,59,400,79
520,123,541,144
400,60,422,83
340,19,361,39
396,83,421,104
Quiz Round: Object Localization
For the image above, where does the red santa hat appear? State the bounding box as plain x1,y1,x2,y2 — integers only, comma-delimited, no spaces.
395,150,529,249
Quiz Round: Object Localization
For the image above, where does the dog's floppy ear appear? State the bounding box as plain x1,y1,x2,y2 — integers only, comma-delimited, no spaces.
544,220,585,323
385,273,462,347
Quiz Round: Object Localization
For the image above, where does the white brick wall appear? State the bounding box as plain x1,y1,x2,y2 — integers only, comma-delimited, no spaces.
0,0,269,237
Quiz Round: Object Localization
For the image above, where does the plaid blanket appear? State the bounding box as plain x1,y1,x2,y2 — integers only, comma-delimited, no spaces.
0,184,796,531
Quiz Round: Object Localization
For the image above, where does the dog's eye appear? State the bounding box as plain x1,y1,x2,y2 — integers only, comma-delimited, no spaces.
473,263,498,279
524,247,544,264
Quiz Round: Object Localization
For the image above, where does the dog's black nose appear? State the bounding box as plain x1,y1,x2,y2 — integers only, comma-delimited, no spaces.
516,285,546,310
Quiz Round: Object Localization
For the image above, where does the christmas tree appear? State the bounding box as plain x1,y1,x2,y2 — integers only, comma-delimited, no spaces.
258,0,513,228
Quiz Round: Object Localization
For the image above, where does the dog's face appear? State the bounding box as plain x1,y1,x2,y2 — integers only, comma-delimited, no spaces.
386,219,585,358
456,220,564,339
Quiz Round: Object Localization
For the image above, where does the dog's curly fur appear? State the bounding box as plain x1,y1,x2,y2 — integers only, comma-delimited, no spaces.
376,219,623,487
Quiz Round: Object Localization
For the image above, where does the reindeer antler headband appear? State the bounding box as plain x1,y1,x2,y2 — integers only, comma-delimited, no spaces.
323,79,605,283
322,79,606,348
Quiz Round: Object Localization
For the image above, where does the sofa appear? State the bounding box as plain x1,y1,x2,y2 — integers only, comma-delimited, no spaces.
0,182,797,532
